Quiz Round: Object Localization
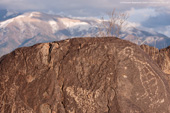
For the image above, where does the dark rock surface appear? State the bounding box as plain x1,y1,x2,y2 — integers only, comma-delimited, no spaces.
0,37,170,113
140,45,170,75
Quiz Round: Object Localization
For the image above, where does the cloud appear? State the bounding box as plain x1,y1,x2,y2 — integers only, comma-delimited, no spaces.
0,0,160,16
141,12,170,28
127,8,158,22
0,0,170,17
0,0,119,16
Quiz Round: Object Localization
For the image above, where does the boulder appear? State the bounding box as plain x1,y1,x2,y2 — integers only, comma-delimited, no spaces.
0,37,170,113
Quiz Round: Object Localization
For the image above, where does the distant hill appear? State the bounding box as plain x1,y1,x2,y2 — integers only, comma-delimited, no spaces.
0,11,170,57
121,27,170,49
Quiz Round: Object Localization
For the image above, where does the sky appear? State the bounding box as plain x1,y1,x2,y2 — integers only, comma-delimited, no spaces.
0,0,170,36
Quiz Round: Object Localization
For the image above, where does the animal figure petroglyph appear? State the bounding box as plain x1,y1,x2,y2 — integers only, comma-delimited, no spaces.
118,47,167,108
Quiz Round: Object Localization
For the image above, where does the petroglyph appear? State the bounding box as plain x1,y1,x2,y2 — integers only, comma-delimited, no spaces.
66,86,112,113
118,47,167,108
118,47,134,61
66,86,96,112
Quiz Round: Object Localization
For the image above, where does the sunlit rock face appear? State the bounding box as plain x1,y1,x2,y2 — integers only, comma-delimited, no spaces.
140,45,170,75
0,37,170,113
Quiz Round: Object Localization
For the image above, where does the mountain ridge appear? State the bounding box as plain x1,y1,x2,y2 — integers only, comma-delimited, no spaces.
0,11,170,57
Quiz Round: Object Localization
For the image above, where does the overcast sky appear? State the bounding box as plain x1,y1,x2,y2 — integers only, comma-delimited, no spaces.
0,0,170,36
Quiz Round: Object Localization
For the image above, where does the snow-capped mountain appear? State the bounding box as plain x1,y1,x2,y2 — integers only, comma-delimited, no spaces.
0,12,99,57
0,11,170,57
121,27,170,49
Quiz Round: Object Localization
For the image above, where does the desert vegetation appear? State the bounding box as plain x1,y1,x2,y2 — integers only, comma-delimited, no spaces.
97,9,129,38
